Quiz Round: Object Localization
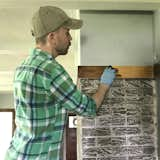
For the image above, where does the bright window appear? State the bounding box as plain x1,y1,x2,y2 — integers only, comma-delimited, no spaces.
0,111,14,159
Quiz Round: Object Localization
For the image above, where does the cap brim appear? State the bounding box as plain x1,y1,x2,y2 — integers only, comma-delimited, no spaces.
64,18,83,29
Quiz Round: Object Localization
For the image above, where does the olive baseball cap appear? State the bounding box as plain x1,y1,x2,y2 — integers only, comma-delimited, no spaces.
31,6,83,38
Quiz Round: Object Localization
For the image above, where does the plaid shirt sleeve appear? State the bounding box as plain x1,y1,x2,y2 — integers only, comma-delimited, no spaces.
49,63,97,117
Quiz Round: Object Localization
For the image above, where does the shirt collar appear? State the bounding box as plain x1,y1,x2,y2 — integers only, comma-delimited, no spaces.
30,48,53,60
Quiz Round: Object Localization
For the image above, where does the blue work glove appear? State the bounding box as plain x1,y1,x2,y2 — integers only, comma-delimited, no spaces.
100,67,116,86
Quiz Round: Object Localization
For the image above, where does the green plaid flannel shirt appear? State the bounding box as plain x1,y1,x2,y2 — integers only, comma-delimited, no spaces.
5,48,96,160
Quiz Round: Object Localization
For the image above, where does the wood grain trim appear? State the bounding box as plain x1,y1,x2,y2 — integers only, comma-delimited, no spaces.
78,66,154,79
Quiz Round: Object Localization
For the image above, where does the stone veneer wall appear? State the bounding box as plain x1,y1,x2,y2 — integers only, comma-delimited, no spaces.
155,79,160,158
77,78,158,160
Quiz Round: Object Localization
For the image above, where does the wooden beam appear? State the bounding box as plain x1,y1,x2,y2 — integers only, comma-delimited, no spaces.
78,66,153,79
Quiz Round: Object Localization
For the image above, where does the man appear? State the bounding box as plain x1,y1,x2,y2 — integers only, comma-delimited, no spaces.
5,6,116,160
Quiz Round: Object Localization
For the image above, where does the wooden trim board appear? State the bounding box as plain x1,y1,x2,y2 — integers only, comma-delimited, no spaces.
78,66,154,79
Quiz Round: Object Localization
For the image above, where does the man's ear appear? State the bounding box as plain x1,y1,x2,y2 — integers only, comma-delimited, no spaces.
47,32,56,41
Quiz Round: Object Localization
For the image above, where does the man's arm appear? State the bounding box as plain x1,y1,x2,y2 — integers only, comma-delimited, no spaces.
92,83,110,109
92,67,116,109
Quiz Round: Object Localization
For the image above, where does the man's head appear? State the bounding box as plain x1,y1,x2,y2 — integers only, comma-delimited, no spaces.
31,6,83,57
31,6,83,39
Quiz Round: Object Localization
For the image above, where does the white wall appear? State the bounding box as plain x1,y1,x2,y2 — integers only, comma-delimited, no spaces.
80,11,154,66
0,93,14,109
154,10,160,63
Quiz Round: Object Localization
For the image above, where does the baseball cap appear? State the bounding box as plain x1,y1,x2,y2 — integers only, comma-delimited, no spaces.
31,6,83,38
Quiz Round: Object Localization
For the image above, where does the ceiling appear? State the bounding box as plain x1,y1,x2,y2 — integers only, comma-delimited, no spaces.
1,0,160,10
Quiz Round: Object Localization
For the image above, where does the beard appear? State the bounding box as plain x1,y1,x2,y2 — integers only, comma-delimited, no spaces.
55,42,71,55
